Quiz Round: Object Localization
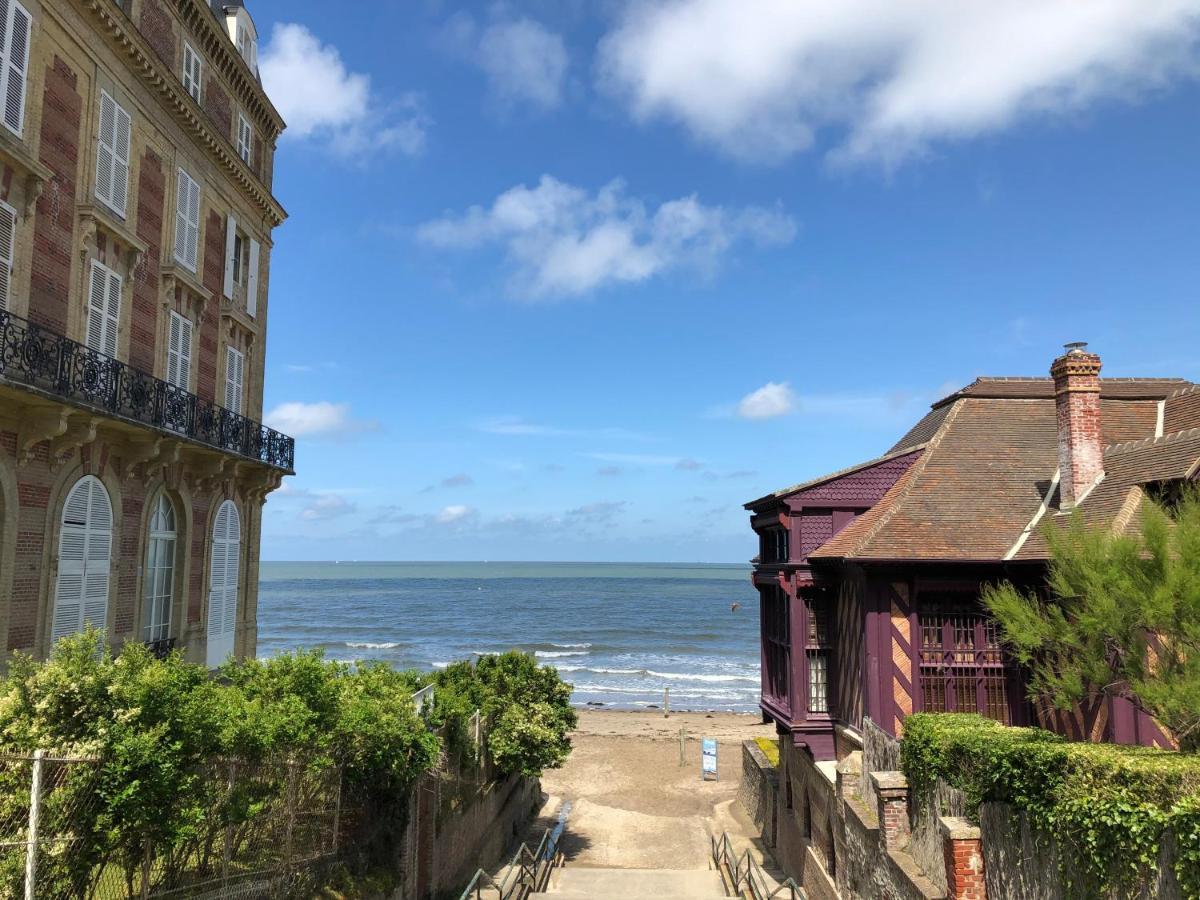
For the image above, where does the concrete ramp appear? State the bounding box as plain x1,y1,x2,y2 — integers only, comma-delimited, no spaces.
530,866,728,899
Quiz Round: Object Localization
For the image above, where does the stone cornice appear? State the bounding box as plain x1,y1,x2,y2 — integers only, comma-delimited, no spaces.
172,0,285,135
77,0,287,228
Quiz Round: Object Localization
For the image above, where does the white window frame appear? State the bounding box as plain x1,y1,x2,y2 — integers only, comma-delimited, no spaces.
95,89,132,219
182,42,203,104
0,0,30,137
173,167,201,273
236,111,252,163
143,493,176,644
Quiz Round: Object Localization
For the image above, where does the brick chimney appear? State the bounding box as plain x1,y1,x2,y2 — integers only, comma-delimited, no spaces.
1051,342,1103,509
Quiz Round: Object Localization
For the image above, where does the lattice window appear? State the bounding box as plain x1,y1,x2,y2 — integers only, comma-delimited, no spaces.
918,595,1011,724
762,586,790,704
760,527,789,563
806,593,832,714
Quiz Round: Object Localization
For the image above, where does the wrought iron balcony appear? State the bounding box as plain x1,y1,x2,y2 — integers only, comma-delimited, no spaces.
0,310,294,471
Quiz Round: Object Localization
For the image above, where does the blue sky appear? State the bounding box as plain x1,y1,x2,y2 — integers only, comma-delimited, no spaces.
252,0,1200,563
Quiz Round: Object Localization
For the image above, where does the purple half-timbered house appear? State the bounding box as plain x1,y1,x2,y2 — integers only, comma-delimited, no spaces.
747,344,1200,765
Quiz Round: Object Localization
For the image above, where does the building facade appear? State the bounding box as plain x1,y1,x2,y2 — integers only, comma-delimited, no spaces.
0,0,291,668
745,345,1200,892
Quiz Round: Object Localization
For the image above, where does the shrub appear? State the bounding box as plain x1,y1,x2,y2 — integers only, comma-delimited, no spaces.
900,713,1200,897
432,651,577,777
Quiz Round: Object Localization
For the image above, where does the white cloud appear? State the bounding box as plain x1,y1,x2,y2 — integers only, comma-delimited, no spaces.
436,504,476,525
260,23,429,157
480,19,569,110
300,494,356,521
477,416,652,441
737,382,797,420
597,0,1200,165
264,401,378,438
417,175,795,298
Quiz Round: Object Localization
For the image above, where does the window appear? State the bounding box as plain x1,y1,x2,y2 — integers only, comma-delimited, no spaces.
762,585,790,705
206,500,241,668
95,90,132,217
237,111,252,163
0,199,15,311
52,475,113,645
182,43,203,104
0,1,30,136
760,527,789,563
233,232,247,286
918,594,1012,724
86,259,121,358
173,167,201,271
224,346,244,414
805,593,832,714
166,310,193,389
235,22,257,71
143,494,176,644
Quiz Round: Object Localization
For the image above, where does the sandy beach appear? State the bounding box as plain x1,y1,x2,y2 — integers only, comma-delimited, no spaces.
522,709,781,872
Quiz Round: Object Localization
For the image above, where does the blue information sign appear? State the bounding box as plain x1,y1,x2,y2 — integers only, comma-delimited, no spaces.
701,738,718,780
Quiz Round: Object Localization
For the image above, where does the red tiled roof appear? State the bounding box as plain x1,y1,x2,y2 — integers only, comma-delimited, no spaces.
762,376,1200,563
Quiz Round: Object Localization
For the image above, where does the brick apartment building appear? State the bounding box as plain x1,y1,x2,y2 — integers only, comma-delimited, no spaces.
0,0,292,668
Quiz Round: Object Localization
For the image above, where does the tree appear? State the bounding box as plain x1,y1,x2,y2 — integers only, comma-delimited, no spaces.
982,487,1200,750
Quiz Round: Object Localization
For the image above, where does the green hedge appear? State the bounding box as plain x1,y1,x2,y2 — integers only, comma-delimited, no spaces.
900,713,1200,897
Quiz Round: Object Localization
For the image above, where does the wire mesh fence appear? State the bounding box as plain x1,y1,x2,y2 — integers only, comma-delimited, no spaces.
0,752,341,900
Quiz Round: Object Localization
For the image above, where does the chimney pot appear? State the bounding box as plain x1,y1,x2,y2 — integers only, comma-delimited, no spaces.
1051,343,1103,509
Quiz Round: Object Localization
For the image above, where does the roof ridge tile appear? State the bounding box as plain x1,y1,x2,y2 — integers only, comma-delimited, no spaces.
1106,425,1200,455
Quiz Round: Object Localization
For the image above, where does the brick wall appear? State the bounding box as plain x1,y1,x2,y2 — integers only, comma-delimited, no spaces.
205,75,232,142
129,149,166,373
29,57,80,335
139,0,177,69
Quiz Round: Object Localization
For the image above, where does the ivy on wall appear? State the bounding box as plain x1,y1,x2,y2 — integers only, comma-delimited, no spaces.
900,713,1200,898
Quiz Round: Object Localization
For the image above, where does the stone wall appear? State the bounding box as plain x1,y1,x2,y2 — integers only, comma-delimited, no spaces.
742,717,1187,899
388,768,541,900
738,740,779,848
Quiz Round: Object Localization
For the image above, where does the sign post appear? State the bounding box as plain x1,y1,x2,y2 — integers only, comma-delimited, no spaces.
701,738,718,781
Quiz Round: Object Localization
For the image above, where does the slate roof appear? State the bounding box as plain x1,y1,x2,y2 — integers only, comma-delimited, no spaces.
755,375,1200,564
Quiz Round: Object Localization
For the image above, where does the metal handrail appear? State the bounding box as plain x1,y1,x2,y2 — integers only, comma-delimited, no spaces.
711,831,804,900
458,826,561,900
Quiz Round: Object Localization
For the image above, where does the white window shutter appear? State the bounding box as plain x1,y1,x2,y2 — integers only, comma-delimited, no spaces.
96,92,116,210
173,169,189,265
2,2,30,136
206,500,240,668
86,261,107,353
103,267,121,358
179,316,193,387
223,215,236,299
52,476,112,645
166,310,181,386
112,104,131,218
0,200,15,312
246,238,259,317
187,176,201,271
224,346,244,414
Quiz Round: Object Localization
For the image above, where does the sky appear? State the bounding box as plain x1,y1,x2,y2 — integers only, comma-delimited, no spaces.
251,0,1200,563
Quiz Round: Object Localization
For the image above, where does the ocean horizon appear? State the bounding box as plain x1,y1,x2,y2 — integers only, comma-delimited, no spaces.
258,560,763,713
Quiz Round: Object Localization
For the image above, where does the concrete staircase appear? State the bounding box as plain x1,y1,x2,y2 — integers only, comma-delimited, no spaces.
530,866,729,899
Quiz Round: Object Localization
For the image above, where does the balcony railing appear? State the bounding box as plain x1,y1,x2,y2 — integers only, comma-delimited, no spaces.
0,310,294,471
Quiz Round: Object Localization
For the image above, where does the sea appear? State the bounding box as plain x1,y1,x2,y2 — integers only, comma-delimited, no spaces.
257,561,763,713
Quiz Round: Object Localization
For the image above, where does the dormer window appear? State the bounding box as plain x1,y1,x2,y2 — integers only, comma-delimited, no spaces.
760,527,789,563
223,6,258,74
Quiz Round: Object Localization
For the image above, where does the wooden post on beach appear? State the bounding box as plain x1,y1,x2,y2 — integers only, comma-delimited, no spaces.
664,687,670,718
679,728,685,767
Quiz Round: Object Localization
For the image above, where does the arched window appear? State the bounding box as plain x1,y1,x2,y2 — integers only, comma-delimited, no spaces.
206,500,240,668
51,475,113,646
142,493,176,646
